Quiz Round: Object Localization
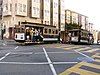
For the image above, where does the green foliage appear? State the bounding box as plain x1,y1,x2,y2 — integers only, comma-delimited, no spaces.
65,23,80,30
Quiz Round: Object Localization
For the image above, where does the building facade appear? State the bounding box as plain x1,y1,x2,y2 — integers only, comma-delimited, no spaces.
52,0,59,28
80,15,87,29
60,0,65,31
0,0,64,39
65,9,71,24
43,0,50,25
65,10,79,24
65,9,88,30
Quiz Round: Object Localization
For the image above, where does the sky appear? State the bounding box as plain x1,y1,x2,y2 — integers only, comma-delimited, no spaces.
64,0,100,30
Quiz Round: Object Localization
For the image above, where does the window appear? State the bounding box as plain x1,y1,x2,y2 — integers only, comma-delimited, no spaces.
71,31,78,36
10,4,12,11
81,32,88,37
23,4,26,12
16,28,20,33
61,14,65,19
47,21,49,24
45,0,49,2
44,28,47,33
49,29,51,34
56,30,58,34
33,0,36,2
45,21,46,24
33,7,40,15
37,0,40,3
21,28,25,32
74,31,78,36
0,6,1,11
33,7,36,14
5,4,8,10
54,2,58,8
33,0,40,3
45,10,47,16
19,3,22,12
52,30,55,34
37,8,40,14
15,3,17,11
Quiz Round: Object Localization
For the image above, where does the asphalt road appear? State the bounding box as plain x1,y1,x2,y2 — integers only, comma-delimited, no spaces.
0,43,100,75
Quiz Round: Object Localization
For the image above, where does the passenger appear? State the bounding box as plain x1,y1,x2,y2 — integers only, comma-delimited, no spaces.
34,29,39,42
32,29,35,42
26,35,30,41
38,29,43,42
26,28,30,41
30,29,33,42
30,28,35,42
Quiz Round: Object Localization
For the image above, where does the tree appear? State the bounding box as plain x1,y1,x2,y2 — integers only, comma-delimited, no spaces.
65,23,80,30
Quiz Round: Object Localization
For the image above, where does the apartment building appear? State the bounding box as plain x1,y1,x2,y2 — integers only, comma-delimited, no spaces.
0,0,64,39
65,10,78,24
65,9,88,30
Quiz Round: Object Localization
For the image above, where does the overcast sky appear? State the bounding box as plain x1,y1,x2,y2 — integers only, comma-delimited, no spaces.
64,0,100,30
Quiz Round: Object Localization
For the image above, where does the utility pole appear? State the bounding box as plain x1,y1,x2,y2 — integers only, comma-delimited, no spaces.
58,0,61,43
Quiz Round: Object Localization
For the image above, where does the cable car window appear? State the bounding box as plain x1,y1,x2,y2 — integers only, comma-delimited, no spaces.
52,30,55,34
49,29,51,34
81,32,88,37
56,30,58,34
74,31,78,36
44,28,47,33
21,28,24,32
16,28,20,33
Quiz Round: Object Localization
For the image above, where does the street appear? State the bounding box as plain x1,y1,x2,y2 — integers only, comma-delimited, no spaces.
0,42,100,75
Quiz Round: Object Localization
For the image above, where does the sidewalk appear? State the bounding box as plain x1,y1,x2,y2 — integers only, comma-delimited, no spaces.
0,40,3,46
0,38,16,46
